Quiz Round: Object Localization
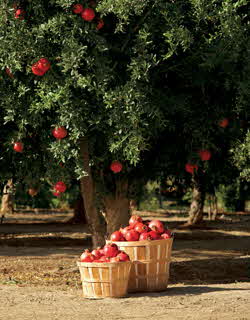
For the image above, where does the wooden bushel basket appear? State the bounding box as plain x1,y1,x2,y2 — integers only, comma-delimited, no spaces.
77,261,132,299
107,238,173,292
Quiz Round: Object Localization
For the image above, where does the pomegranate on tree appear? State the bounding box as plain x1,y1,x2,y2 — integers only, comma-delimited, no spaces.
32,62,45,76
219,118,229,128
81,8,95,21
148,220,164,234
15,9,25,20
198,149,211,161
110,160,123,173
54,181,67,193
185,163,198,174
52,126,68,139
129,215,143,228
53,191,61,197
13,142,23,153
96,19,104,30
28,188,38,197
37,58,51,73
72,4,84,14
124,230,140,241
103,243,119,257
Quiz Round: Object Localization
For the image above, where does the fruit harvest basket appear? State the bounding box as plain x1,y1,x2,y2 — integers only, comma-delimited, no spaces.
107,238,173,292
77,261,132,299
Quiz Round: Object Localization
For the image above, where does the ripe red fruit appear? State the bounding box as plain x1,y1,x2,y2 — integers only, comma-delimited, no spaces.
80,250,95,262
103,243,119,257
110,231,124,241
81,8,95,21
37,58,51,73
124,230,140,241
13,142,23,153
110,160,123,173
149,230,161,240
54,181,67,193
91,249,102,259
28,188,38,197
96,19,104,30
219,118,229,128
116,251,130,261
53,191,61,197
32,63,45,76
5,68,14,78
15,9,25,20
72,4,84,14
139,232,152,241
185,163,198,174
198,149,211,161
52,126,68,139
120,226,131,236
161,230,172,239
134,222,149,234
129,215,143,228
148,220,164,234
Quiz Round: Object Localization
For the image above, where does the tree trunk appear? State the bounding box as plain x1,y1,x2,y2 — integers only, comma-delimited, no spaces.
67,194,87,224
79,138,106,248
1,179,14,223
103,180,130,236
187,174,206,226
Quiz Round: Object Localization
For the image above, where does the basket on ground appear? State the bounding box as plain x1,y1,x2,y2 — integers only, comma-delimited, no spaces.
77,261,132,299
107,238,173,292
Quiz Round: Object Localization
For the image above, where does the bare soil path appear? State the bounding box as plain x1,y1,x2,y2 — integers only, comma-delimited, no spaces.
0,210,249,319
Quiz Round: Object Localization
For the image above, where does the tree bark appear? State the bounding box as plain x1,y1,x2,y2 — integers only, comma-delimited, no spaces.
66,194,87,224
103,179,130,236
1,179,14,223
187,174,206,226
79,138,106,248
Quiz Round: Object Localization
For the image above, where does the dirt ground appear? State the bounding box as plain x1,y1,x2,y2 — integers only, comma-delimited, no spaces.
0,210,250,320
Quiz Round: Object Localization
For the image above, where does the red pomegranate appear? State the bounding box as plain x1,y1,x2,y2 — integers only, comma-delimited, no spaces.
185,163,198,174
219,118,229,128
110,160,123,173
5,68,14,78
28,188,38,197
129,215,143,228
54,181,67,193
32,63,45,76
81,8,95,21
161,230,172,239
52,126,68,139
103,243,119,257
148,230,161,240
134,222,149,234
124,230,140,241
120,226,131,236
198,149,211,161
15,9,25,20
13,142,23,153
110,231,124,241
96,19,104,30
37,58,51,73
148,220,164,233
72,4,84,14
80,250,95,262
53,191,61,197
117,251,130,261
91,249,102,259
139,232,152,241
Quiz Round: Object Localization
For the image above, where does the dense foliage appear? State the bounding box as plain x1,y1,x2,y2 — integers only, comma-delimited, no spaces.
0,0,249,202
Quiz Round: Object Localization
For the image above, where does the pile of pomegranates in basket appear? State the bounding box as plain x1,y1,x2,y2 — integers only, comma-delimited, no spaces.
110,215,173,242
80,243,130,263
